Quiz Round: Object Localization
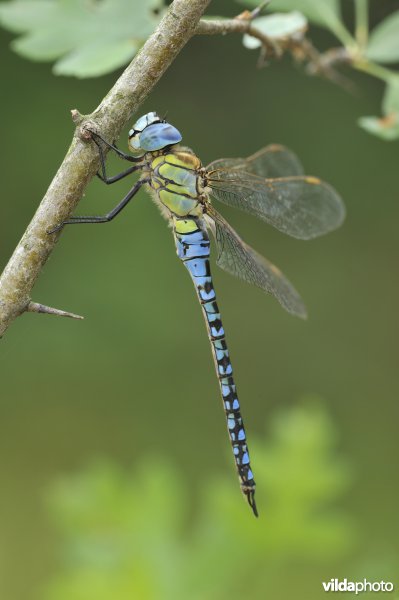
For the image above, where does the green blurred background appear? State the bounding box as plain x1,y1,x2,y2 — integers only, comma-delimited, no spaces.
1,1,398,598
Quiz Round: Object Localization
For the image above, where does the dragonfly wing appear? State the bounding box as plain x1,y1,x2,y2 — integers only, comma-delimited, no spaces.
206,207,307,319
206,170,345,240
206,145,304,178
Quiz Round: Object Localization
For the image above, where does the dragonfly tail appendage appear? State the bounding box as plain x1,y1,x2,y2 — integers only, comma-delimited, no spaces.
173,216,258,517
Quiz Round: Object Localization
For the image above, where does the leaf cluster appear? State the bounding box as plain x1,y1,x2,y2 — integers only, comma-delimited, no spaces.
43,400,354,600
241,0,399,140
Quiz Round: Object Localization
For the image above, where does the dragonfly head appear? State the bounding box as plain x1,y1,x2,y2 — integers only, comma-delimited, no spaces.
128,112,182,153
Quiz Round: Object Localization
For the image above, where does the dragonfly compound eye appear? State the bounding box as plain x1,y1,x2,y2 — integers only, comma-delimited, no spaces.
128,122,182,152
128,130,141,151
132,112,161,133
128,112,173,152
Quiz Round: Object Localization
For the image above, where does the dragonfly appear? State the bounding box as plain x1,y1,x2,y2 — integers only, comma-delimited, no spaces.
50,112,345,517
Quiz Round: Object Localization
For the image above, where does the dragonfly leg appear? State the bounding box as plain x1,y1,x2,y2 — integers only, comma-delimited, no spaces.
91,136,142,185
96,164,141,185
48,178,148,233
90,131,143,163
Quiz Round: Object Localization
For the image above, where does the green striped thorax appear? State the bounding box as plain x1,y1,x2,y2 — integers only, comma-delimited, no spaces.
130,112,209,220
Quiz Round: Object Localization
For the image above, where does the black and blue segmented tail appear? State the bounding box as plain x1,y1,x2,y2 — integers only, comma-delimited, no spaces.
173,216,258,517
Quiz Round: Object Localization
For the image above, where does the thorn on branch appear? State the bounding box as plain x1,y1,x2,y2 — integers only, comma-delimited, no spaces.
26,302,84,320
250,1,271,20
71,109,84,124
237,1,270,21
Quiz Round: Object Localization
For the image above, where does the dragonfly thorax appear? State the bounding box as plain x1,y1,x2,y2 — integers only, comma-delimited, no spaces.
147,150,205,219
128,112,182,153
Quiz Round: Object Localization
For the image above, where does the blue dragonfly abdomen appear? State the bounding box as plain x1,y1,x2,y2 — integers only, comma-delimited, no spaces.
174,216,257,516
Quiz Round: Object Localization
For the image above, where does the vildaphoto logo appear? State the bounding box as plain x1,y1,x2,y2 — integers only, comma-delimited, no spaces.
322,579,394,594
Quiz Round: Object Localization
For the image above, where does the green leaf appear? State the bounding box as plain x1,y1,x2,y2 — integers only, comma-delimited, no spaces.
0,0,55,32
0,0,165,78
264,0,341,28
383,77,399,115
358,78,399,141
238,0,354,46
243,12,308,49
54,39,137,78
239,0,339,27
358,115,399,140
366,11,399,64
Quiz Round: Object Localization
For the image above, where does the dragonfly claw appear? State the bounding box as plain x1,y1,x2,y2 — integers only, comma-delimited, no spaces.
47,223,64,234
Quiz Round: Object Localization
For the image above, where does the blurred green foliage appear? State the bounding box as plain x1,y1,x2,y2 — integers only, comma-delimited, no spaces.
359,77,399,139
241,0,399,140
43,400,354,600
366,9,399,63
0,0,164,77
244,0,345,36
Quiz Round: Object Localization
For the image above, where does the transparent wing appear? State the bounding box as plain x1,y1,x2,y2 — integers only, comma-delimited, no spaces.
206,144,304,178
206,207,307,319
205,168,345,240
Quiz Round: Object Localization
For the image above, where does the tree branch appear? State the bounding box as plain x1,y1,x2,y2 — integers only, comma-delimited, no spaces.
198,14,356,89
0,0,211,338
196,12,279,57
